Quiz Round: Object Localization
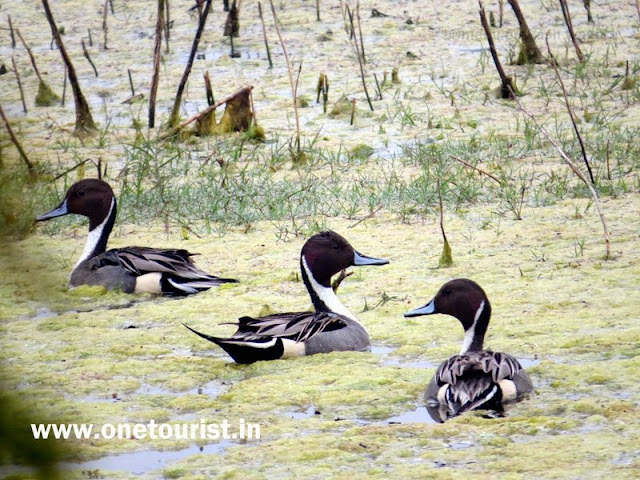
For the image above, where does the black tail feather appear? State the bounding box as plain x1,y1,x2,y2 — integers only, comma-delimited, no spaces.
183,324,284,364
183,323,225,345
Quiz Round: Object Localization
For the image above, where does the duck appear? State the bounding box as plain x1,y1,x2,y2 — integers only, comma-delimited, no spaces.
404,278,533,423
184,230,389,363
36,178,237,295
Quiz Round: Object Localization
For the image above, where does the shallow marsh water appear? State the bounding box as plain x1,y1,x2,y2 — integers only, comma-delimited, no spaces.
1,0,640,478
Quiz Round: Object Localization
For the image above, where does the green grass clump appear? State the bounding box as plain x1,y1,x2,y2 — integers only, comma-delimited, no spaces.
35,80,60,107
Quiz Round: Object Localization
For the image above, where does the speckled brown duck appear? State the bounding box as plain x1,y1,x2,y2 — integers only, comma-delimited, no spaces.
37,179,237,295
405,279,533,422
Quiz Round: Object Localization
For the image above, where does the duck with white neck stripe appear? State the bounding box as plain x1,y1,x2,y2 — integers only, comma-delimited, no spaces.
185,230,389,364
405,278,533,422
36,179,237,296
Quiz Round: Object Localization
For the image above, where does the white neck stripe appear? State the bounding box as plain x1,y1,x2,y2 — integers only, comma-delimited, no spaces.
301,256,358,322
460,300,485,354
75,198,115,268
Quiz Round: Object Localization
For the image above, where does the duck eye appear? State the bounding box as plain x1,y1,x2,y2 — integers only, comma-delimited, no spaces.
443,288,452,296
77,190,85,198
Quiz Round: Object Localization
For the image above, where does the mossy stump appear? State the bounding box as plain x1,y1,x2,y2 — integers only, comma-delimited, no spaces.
35,80,60,107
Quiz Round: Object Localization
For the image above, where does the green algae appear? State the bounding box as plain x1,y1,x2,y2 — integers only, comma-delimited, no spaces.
1,0,640,478
349,144,374,160
438,236,453,268
3,199,639,477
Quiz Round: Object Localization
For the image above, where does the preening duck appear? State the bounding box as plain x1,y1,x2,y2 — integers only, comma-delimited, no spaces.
36,179,237,296
405,279,533,422
185,230,389,363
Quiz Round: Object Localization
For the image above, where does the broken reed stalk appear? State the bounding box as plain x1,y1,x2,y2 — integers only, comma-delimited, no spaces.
449,154,502,185
545,36,594,184
294,61,303,104
194,0,204,19
350,98,356,125
16,29,42,81
605,140,611,181
224,1,240,58
583,0,593,23
356,1,365,63
8,15,16,48
373,73,382,99
62,65,67,106
339,0,349,35
0,104,36,176
148,0,165,128
331,269,353,292
499,0,504,27
164,0,171,52
479,1,515,99
510,87,610,259
437,179,453,268
19,28,59,106
559,0,584,62
159,85,253,139
316,73,329,112
11,57,27,113
168,0,212,128
41,0,96,134
88,28,93,46
636,0,640,22
269,0,302,154
322,75,329,113
204,71,214,105
316,0,321,22
249,88,258,127
102,0,109,49
224,1,239,37
127,69,135,96
82,40,99,77
346,5,373,111
257,2,273,68
507,0,544,64
52,157,92,182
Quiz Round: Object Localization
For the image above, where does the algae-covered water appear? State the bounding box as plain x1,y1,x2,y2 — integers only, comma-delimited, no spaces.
1,0,640,478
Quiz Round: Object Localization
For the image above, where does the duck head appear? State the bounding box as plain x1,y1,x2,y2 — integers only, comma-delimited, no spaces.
37,179,115,231
300,230,389,288
405,278,492,353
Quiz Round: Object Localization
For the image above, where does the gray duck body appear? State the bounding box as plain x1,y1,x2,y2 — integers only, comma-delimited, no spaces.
185,230,388,363
406,278,533,422
37,179,236,296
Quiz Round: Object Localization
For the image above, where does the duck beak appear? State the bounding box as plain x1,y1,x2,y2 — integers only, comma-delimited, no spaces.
36,199,70,222
353,250,389,266
404,298,436,317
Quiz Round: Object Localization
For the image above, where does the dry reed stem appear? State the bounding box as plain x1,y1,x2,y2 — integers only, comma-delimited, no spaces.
168,0,212,128
257,2,273,68
148,0,164,128
559,0,584,62
510,88,611,259
0,104,36,176
479,1,515,99
269,0,301,153
449,154,503,185
545,36,594,184
16,29,42,81
11,56,27,113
